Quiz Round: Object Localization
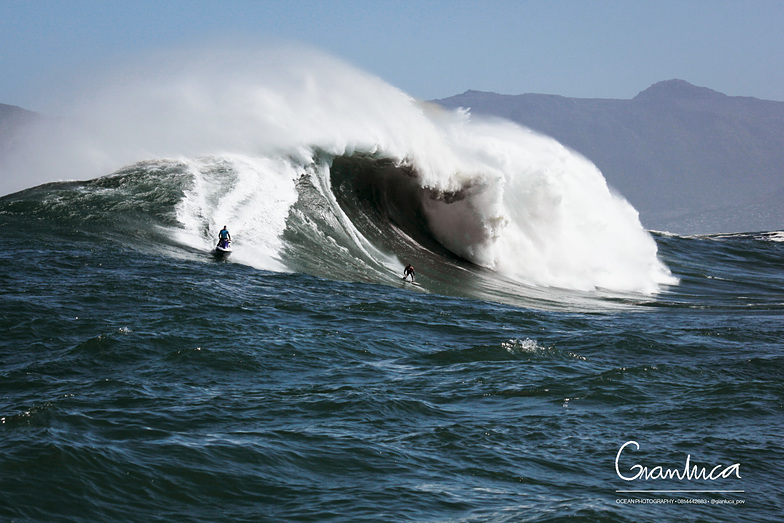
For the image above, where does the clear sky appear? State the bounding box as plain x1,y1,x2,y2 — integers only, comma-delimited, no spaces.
1,0,782,112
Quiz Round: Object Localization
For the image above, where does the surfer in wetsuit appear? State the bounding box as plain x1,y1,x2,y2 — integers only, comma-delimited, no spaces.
217,225,231,248
403,263,415,282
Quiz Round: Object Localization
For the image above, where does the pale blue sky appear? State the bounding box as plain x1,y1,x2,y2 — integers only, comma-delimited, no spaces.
1,0,782,112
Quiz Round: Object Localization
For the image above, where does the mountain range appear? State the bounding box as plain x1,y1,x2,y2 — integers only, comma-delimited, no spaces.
434,80,784,234
0,103,38,158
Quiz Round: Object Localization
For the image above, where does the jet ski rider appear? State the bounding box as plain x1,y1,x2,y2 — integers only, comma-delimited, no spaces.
217,225,231,248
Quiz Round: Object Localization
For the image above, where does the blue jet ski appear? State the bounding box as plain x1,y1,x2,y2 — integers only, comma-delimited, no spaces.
213,239,232,258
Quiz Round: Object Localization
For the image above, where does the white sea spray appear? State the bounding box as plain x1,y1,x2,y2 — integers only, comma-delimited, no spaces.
2,42,675,293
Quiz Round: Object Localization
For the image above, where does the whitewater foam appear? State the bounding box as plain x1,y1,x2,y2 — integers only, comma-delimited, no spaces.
172,155,299,271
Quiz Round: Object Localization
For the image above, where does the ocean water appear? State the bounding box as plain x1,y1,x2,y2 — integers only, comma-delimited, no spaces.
1,46,782,522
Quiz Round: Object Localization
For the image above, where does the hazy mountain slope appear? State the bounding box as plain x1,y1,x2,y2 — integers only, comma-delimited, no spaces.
0,103,38,149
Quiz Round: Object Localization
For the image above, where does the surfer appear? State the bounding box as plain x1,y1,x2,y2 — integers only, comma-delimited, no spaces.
403,263,415,282
217,225,231,248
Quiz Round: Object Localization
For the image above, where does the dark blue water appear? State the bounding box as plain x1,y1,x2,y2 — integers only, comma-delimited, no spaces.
1,175,783,522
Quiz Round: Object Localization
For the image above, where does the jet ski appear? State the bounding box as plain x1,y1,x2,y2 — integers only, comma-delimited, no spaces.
213,239,232,258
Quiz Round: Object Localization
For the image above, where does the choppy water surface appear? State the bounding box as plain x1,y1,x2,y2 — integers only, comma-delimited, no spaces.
1,191,782,521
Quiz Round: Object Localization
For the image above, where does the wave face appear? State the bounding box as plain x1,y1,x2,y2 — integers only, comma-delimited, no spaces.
1,44,675,303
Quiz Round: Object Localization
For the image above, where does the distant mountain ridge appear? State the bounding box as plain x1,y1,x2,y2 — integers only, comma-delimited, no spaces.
0,103,39,154
435,80,784,233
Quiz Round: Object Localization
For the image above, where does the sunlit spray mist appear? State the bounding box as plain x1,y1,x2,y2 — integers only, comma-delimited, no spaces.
1,42,675,293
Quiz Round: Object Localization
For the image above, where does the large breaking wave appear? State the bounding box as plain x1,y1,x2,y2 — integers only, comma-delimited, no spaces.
1,43,676,301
